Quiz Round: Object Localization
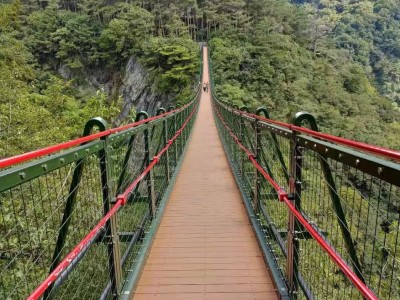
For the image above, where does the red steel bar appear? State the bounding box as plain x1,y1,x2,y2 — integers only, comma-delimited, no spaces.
214,106,283,195
0,131,109,169
290,125,400,161
27,199,124,300
117,103,198,202
282,196,378,300
215,103,378,300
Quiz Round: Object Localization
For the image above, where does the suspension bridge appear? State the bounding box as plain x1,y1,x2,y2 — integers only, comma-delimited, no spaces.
0,47,399,300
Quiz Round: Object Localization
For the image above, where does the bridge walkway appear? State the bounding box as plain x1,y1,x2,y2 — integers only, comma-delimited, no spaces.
132,48,278,300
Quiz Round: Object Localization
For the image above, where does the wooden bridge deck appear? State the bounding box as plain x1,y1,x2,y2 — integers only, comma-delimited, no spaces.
132,48,278,300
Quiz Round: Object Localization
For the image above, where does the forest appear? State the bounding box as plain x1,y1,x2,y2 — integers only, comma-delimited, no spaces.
0,0,200,157
0,0,399,154
207,0,400,149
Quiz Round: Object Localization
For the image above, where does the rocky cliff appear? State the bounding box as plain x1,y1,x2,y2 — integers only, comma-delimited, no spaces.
60,56,173,126
117,57,173,123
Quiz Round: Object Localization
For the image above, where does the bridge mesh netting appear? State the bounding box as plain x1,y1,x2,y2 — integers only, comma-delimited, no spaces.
0,91,200,299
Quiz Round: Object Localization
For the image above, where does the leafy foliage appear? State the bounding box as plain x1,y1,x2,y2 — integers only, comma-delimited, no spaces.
96,4,154,67
0,0,200,157
208,0,400,149
295,0,400,104
142,37,200,94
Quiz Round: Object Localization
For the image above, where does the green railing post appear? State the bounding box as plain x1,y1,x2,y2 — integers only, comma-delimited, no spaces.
139,111,157,219
232,108,239,163
287,126,300,298
239,106,249,178
293,112,365,284
99,119,123,299
184,106,190,143
254,108,280,200
256,107,289,184
178,106,184,155
157,108,170,183
239,112,245,177
253,117,261,211
187,105,192,134
229,107,236,158
116,113,148,196
168,106,178,166
45,117,108,299
181,106,186,145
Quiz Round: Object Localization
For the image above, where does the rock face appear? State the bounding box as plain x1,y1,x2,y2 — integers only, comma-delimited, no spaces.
117,57,172,123
59,56,173,125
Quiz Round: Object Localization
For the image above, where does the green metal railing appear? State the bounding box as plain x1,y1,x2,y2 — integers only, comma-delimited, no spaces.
212,95,400,300
209,46,400,298
0,85,200,299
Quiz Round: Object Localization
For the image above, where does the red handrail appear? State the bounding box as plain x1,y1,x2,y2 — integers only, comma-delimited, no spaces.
290,125,400,161
231,108,400,161
282,196,378,300
116,104,198,203
0,104,191,169
26,199,124,300
214,103,378,300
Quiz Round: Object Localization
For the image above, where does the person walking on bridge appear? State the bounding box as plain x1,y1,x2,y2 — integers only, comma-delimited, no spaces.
204,81,209,92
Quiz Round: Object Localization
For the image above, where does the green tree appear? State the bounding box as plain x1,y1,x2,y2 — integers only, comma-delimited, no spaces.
96,5,154,67
142,37,199,96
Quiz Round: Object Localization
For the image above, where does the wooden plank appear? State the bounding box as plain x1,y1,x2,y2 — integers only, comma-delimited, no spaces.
132,47,278,300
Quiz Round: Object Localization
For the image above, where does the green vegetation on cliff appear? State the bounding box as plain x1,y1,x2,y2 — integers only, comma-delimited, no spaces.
1,0,399,158
0,0,199,157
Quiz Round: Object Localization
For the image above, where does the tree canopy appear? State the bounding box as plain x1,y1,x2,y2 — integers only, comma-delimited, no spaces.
0,0,399,158
206,0,400,149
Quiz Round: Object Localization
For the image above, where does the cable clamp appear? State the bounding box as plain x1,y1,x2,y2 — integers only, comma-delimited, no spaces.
117,195,127,206
277,188,289,202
